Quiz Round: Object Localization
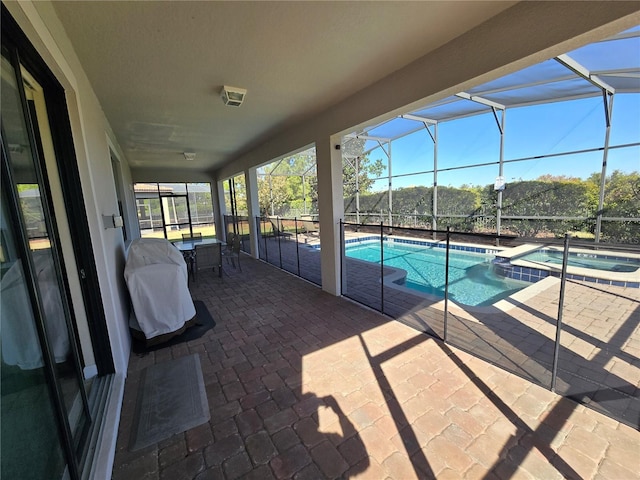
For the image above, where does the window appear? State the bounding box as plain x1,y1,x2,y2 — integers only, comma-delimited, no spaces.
134,182,215,240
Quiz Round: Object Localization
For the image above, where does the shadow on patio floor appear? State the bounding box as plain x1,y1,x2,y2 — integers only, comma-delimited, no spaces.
112,255,639,479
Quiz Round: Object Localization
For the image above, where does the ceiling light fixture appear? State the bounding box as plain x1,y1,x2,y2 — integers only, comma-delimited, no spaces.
220,85,247,107
184,152,196,161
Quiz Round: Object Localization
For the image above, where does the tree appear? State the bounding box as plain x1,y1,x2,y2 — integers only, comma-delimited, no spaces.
257,174,290,216
498,178,592,237
228,175,247,215
391,186,434,225
588,170,640,243
342,138,385,201
257,149,317,216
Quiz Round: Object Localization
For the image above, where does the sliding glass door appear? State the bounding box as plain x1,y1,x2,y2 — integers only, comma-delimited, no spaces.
1,45,89,480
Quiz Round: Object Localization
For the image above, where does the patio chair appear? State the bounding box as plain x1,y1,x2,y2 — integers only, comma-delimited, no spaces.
194,243,219,280
222,232,242,270
179,233,201,280
182,232,202,241
269,218,293,241
300,216,319,236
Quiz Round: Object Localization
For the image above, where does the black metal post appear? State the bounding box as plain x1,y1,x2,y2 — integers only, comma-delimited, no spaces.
295,217,300,276
277,216,283,269
228,178,238,236
380,222,384,313
443,226,451,342
262,217,268,261
551,233,571,392
340,220,344,296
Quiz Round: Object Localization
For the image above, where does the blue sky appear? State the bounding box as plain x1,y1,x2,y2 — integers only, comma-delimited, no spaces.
365,93,640,190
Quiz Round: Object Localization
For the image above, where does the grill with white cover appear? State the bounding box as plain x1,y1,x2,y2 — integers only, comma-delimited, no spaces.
125,238,196,342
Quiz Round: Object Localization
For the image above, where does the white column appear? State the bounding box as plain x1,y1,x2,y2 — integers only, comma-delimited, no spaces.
387,141,393,229
496,110,505,237
245,167,260,258
432,123,438,235
316,136,343,296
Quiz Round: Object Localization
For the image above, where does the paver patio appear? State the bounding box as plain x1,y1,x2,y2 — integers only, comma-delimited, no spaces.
112,254,639,479
259,234,640,427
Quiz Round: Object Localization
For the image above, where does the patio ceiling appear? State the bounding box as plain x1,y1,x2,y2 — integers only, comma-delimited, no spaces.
348,26,640,149
50,1,517,173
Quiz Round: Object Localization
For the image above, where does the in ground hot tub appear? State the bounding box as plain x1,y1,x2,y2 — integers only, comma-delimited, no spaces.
493,244,640,288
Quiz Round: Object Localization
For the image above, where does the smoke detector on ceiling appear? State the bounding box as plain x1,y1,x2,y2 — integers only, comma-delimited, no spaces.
220,85,247,107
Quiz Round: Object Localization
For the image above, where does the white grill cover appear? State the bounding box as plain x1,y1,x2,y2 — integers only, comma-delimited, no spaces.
124,238,196,340
0,254,70,370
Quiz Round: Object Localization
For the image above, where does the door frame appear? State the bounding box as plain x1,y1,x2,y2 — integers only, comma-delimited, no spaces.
1,4,114,376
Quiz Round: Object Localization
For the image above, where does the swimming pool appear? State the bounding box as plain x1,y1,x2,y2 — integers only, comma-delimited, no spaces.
345,240,529,307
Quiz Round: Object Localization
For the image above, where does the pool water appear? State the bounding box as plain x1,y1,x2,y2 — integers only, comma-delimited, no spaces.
518,250,640,273
345,241,529,307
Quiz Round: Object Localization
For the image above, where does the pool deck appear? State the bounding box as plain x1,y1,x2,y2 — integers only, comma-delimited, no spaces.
112,254,639,480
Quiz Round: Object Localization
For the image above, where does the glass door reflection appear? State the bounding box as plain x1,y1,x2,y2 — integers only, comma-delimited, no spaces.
1,50,90,477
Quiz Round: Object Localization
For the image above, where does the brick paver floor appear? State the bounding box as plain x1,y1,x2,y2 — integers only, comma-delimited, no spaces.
259,235,640,426
112,255,639,479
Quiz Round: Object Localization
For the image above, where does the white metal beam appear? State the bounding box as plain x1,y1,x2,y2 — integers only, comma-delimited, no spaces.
400,113,438,125
456,91,506,110
599,70,640,79
555,54,615,94
345,133,392,143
